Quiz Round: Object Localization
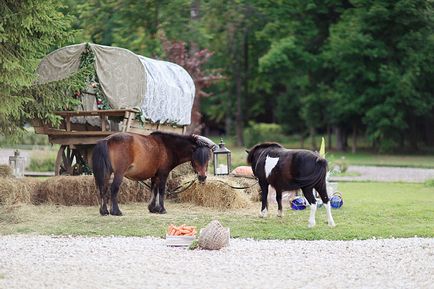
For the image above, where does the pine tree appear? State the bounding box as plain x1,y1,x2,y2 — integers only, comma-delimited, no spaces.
0,0,74,136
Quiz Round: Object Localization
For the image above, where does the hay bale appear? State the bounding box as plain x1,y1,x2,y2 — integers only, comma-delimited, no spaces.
229,175,260,202
170,163,194,179
33,176,150,206
0,165,12,178
0,177,39,206
178,175,250,209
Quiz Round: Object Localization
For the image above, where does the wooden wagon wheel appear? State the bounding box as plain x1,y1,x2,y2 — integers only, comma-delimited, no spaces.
55,145,88,176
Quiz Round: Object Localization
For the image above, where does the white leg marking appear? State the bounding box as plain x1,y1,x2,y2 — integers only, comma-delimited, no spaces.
265,156,279,178
277,209,283,218
308,203,317,228
259,208,268,218
155,193,160,208
325,202,336,227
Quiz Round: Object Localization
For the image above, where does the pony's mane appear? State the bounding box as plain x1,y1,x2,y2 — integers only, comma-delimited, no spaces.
150,131,195,145
151,131,211,164
150,131,213,148
247,142,283,164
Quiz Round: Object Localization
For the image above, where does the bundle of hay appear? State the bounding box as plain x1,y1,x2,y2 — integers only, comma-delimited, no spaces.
33,176,150,206
198,220,230,250
0,177,40,206
230,175,260,202
178,175,250,209
170,163,195,179
0,165,12,178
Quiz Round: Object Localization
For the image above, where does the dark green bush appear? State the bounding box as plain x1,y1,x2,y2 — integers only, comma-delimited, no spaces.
0,129,49,147
243,122,288,148
425,179,434,187
330,157,348,173
28,155,55,172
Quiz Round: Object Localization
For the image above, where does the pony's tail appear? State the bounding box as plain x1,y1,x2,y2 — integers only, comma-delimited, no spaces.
92,139,112,192
316,156,328,168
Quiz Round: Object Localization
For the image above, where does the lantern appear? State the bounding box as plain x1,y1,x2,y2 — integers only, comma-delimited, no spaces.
213,139,231,176
9,150,25,178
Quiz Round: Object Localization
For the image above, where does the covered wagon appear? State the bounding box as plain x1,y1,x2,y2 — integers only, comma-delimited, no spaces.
33,43,195,175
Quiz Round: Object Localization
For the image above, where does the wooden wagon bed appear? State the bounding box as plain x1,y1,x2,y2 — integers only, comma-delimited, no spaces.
33,109,185,175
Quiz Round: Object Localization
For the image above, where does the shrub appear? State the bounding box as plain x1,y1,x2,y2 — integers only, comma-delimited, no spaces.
28,153,56,172
243,122,287,148
330,157,348,173
425,179,434,187
0,128,49,147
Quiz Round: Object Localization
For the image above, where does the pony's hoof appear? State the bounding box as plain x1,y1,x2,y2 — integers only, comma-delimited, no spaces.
259,209,268,218
308,221,316,228
148,206,166,214
110,209,123,216
277,210,283,218
328,222,336,227
100,208,109,216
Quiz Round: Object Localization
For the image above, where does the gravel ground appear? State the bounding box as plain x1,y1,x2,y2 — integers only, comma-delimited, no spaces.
0,235,433,289
330,165,434,183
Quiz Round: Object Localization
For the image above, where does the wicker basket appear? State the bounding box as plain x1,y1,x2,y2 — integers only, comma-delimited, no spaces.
198,220,230,250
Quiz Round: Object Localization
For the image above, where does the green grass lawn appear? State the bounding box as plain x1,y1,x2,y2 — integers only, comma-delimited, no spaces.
1,182,433,240
327,152,434,168
213,135,434,169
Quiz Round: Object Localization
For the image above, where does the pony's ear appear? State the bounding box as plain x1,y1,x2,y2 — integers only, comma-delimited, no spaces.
245,149,250,154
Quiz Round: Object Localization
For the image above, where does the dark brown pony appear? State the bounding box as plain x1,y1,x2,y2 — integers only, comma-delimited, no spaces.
247,142,336,228
92,131,215,216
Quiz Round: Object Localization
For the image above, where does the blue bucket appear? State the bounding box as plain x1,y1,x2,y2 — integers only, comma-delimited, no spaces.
291,197,307,210
330,192,343,209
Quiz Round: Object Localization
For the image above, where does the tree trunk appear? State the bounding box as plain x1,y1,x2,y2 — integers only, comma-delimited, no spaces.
351,122,357,153
235,71,243,146
409,117,419,151
335,126,346,151
187,89,203,134
425,116,434,146
327,124,332,151
310,126,316,150
190,0,200,20
225,114,232,136
300,133,305,149
186,0,201,134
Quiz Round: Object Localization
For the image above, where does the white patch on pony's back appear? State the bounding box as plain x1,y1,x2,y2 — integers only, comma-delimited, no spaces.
265,156,279,178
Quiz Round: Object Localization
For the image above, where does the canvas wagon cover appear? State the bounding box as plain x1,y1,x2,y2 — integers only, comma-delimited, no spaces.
36,43,195,126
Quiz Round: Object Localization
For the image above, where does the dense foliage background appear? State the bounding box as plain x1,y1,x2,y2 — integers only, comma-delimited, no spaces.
1,0,433,152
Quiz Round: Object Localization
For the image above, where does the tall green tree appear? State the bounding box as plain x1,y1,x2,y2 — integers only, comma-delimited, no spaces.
257,0,351,149
200,0,265,145
0,0,74,136
75,0,200,57
325,0,434,151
